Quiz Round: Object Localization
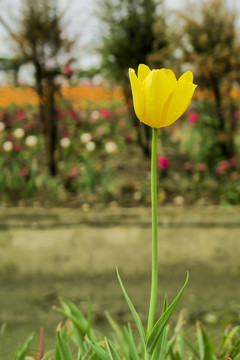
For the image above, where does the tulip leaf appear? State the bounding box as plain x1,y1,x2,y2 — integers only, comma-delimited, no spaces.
146,272,189,355
151,295,169,360
116,268,146,346
105,338,122,360
196,322,216,360
58,298,96,342
120,323,140,360
56,331,74,360
13,333,34,360
86,340,110,360
152,324,169,360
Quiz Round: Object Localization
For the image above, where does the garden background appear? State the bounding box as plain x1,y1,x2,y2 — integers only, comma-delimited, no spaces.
1,0,240,359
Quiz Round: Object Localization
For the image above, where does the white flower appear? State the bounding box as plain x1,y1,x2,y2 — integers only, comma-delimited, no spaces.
0,122,5,132
3,141,13,152
86,141,96,151
14,128,25,139
60,137,70,148
91,110,100,120
25,135,37,147
105,141,117,154
80,133,92,144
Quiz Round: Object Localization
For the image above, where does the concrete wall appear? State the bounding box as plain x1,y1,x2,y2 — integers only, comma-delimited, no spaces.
1,206,240,276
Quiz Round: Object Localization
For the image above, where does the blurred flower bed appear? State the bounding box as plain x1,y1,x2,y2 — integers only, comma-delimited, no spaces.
0,85,240,208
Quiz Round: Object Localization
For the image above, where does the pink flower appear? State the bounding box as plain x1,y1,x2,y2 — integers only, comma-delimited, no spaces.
183,162,193,171
119,118,126,127
197,163,207,172
68,168,78,178
217,160,229,175
158,155,170,170
228,157,237,166
96,126,105,136
188,112,198,123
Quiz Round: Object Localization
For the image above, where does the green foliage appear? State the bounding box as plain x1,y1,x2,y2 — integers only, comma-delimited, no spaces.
97,0,173,102
146,273,188,355
11,298,240,360
0,0,76,176
13,333,34,360
179,0,240,159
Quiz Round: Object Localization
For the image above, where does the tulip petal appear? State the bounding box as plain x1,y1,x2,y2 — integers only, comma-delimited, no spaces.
161,83,197,127
138,64,151,82
129,68,145,121
178,71,193,84
163,69,177,88
144,69,173,128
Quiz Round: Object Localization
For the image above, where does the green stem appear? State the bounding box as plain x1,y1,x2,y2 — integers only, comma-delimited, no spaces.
147,127,159,336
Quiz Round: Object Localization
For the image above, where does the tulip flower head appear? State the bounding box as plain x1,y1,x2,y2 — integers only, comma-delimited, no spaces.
129,64,197,128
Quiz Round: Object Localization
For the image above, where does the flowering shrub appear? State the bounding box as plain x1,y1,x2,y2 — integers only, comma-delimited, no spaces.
0,86,240,206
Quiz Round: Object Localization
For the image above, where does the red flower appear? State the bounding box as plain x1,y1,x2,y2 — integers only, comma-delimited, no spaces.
229,157,237,166
19,168,28,176
125,133,133,143
8,133,15,141
64,65,73,77
13,143,22,152
15,111,26,121
68,110,76,119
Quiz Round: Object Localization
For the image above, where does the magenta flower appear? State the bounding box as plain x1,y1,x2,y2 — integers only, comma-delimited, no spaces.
158,155,170,170
188,112,198,123
99,109,111,119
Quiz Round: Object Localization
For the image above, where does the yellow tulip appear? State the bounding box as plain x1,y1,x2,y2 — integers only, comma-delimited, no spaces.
129,64,197,128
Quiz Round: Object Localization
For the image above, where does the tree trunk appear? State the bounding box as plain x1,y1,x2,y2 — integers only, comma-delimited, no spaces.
47,75,58,176
211,72,230,158
34,61,46,135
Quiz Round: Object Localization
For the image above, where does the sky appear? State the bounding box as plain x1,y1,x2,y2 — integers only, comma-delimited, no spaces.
0,0,239,82
0,0,183,65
